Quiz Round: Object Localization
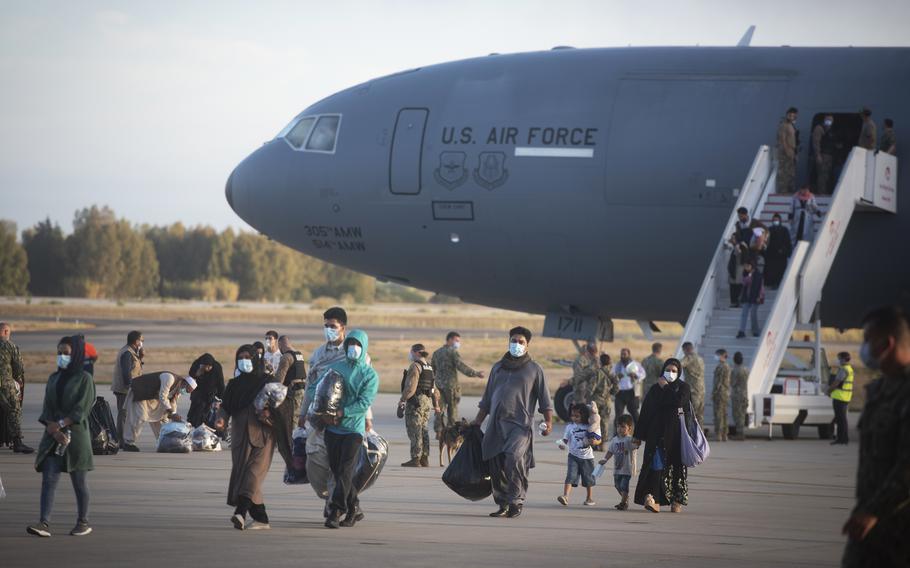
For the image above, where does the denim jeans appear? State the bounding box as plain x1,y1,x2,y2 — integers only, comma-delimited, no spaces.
40,456,89,524
739,303,760,335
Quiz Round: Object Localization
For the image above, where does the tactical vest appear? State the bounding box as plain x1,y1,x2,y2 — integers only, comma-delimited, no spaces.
820,128,836,155
831,364,854,403
416,361,435,394
130,372,178,402
282,350,307,386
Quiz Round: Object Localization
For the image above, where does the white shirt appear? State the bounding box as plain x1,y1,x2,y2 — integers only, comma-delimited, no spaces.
613,360,645,391
562,423,596,460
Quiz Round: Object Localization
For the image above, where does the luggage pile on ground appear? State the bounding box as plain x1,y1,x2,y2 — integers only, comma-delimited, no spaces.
191,424,222,451
156,421,192,453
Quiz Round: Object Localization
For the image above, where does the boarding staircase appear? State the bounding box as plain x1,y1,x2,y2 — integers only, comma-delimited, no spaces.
677,145,898,438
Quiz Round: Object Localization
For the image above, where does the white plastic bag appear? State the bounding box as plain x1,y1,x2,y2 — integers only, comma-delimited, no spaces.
191,424,222,452
157,421,192,453
254,382,288,411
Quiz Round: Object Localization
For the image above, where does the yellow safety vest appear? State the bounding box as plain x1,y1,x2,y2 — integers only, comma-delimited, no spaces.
831,364,854,403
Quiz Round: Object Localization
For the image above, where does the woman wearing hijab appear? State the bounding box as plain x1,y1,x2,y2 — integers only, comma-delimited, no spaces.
186,354,225,427
27,335,96,537
763,213,792,289
215,345,275,530
790,184,823,245
252,341,274,376
633,358,693,514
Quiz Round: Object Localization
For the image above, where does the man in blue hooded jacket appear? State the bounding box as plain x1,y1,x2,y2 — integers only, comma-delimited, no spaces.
323,329,378,528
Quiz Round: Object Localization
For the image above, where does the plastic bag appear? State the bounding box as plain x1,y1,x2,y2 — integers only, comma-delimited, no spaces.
442,425,491,501
284,427,309,485
312,369,345,419
191,424,222,452
89,396,119,455
156,421,192,453
353,430,389,493
254,382,288,412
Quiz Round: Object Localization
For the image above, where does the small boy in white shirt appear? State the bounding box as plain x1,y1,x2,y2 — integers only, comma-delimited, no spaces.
557,403,602,506
599,414,639,510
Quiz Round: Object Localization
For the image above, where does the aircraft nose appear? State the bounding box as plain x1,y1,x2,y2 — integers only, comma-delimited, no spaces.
225,169,236,213
225,141,299,234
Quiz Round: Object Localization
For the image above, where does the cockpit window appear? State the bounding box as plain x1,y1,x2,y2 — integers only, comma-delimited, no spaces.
306,115,341,152
285,117,315,149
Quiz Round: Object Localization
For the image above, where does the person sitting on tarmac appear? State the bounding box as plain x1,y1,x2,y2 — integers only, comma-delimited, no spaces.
121,372,196,452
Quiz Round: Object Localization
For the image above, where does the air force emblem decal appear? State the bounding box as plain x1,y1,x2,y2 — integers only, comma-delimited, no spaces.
434,151,468,190
473,152,509,190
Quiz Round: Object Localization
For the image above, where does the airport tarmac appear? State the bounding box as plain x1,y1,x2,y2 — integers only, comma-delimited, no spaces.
0,390,857,567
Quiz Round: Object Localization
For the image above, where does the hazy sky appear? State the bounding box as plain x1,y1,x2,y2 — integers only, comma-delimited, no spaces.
1,0,907,235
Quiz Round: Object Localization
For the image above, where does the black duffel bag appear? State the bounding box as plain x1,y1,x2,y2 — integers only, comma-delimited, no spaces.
312,369,345,423
442,425,491,501
353,431,389,493
89,396,119,455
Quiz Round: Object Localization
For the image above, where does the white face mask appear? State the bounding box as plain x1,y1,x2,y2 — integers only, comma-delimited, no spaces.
824,120,833,127
452,341,461,350
324,327,341,342
773,220,781,226
509,341,526,357
57,354,71,369
407,352,415,362
237,359,253,374
713,354,720,362
663,370,678,382
347,345,362,360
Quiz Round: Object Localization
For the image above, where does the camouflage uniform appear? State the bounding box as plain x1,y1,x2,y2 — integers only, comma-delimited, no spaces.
712,361,731,441
0,339,26,445
431,345,482,431
590,365,618,441
682,353,706,425
812,123,835,195
731,364,750,439
842,369,910,567
641,353,664,397
858,117,877,150
776,117,798,194
405,394,432,461
880,127,897,156
570,352,599,404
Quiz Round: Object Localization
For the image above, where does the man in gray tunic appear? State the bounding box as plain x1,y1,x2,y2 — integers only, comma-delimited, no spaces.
473,326,553,518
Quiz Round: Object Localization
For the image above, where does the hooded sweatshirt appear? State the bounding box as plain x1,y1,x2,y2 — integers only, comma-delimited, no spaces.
326,329,379,436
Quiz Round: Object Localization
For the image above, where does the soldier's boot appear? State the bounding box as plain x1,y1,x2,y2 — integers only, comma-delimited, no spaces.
419,455,429,467
13,439,34,454
400,458,421,467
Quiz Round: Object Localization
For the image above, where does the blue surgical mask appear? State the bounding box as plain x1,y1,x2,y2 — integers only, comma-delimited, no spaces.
324,327,340,342
57,354,71,369
347,345,362,360
237,359,253,374
509,341,526,357
859,342,879,370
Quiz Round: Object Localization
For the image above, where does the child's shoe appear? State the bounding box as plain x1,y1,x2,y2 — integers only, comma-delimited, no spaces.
614,500,629,510
557,495,568,506
583,498,596,506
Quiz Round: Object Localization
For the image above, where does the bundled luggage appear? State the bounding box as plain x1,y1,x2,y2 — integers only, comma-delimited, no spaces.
353,430,389,493
191,424,222,452
283,427,309,485
88,396,119,455
442,425,491,501
312,369,345,421
156,421,192,453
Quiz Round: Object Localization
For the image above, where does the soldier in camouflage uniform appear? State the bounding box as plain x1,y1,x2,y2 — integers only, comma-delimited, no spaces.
0,322,33,453
400,344,441,467
730,351,749,440
640,342,664,397
842,306,910,567
776,107,799,194
712,349,731,441
590,353,619,442
569,339,600,404
431,332,485,433
681,342,706,427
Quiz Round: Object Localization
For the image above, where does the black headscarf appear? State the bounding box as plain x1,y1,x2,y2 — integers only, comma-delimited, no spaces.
56,335,86,402
188,353,224,399
221,344,267,416
661,358,682,378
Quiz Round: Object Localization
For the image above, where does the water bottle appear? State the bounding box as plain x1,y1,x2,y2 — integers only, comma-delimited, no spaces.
54,428,71,457
593,462,606,478
537,421,548,435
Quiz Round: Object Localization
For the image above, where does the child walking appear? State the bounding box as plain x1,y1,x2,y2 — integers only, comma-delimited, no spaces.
557,403,602,506
599,414,638,510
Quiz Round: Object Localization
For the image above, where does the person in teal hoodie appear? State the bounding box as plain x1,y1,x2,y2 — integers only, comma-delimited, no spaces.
323,329,378,529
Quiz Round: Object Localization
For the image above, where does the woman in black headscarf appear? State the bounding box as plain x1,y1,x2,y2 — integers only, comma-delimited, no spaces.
186,354,225,427
633,357,693,514
215,345,275,530
27,335,97,537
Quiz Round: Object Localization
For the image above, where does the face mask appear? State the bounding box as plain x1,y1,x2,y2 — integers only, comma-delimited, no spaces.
347,345,362,360
824,120,833,127
773,220,781,226
324,327,340,342
713,354,720,362
138,341,144,350
452,341,461,350
57,354,71,369
237,359,253,374
180,388,189,396
859,342,879,370
509,341,526,357
663,370,678,382
407,352,415,362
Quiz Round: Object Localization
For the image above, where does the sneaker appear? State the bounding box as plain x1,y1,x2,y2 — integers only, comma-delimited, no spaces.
489,506,508,518
557,495,568,506
419,456,429,467
121,443,140,452
70,521,92,536
400,458,421,467
246,521,271,530
27,522,51,537
340,511,360,528
583,499,596,506
231,514,246,530
615,501,629,511
324,516,341,529
505,504,523,518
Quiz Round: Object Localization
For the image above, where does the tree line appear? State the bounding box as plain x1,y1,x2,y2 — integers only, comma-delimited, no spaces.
0,206,396,303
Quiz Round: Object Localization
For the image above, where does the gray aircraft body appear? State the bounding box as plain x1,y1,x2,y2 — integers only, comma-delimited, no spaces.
226,46,909,329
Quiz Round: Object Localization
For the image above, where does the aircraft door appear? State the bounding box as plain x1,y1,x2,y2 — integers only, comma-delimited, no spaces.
389,108,429,194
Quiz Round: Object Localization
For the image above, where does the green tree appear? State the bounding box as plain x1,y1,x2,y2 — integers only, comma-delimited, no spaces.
22,218,66,296
0,220,29,295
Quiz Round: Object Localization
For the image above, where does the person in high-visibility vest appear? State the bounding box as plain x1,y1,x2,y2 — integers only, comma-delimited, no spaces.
829,351,854,445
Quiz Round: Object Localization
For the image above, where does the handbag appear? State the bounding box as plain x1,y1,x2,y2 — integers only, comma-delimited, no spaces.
651,447,665,471
679,404,710,467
